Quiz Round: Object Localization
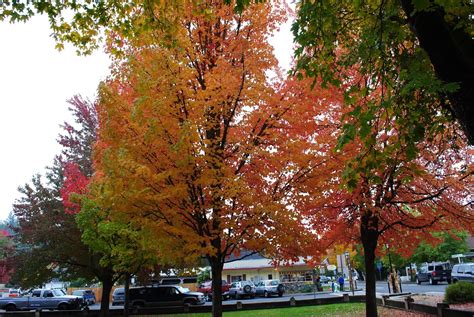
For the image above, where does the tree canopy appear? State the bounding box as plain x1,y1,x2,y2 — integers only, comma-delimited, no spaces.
90,2,324,315
293,0,474,146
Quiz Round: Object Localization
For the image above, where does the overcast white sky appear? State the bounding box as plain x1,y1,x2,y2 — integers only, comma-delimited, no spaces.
0,16,110,220
0,14,293,221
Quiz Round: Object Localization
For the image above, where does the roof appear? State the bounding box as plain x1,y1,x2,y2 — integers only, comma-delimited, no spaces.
223,257,310,271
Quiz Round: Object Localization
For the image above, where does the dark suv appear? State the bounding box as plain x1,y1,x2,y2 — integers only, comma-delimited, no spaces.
129,285,205,307
416,262,452,285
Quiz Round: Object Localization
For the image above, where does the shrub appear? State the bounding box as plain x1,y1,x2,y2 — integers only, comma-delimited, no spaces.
300,284,314,293
445,281,474,304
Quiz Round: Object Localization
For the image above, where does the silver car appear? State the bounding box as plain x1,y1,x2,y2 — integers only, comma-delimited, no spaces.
452,263,474,283
228,281,256,299
112,288,125,306
255,279,285,297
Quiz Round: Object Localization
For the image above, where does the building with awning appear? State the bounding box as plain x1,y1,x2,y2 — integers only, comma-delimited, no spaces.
222,255,321,283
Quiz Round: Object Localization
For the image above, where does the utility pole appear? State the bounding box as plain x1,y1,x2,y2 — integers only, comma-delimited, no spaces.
344,251,354,295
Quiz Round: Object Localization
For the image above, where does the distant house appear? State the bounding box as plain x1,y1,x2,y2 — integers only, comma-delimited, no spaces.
222,255,317,283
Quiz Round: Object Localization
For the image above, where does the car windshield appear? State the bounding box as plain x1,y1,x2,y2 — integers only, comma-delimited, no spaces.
114,289,124,295
53,289,66,296
176,286,189,293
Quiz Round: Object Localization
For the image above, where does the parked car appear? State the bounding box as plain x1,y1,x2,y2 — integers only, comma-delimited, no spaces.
255,279,285,297
416,262,452,285
319,276,331,284
112,287,125,306
0,289,84,311
228,281,256,299
452,262,474,283
196,280,230,300
71,289,96,305
129,285,205,307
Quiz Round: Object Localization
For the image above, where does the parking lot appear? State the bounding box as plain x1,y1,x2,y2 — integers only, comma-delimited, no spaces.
84,281,449,311
0,281,451,313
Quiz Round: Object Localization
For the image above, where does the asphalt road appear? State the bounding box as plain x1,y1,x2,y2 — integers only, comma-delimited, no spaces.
364,280,449,295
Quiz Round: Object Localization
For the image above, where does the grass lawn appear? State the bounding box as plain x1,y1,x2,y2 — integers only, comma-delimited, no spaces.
148,303,365,316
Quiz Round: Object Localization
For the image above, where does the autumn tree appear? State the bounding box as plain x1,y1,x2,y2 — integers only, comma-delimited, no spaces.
91,2,321,316
10,96,123,316
286,1,474,314
293,72,473,316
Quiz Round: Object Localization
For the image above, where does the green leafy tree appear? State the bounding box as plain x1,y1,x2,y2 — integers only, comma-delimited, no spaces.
293,0,474,145
197,268,211,285
77,198,163,317
409,231,469,264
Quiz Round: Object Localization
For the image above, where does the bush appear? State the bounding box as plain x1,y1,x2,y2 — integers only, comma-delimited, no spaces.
300,284,314,293
445,281,474,304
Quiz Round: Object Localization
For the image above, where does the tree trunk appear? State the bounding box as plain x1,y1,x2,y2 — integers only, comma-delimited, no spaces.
400,0,474,144
99,274,113,317
124,273,130,317
361,212,379,317
210,259,224,317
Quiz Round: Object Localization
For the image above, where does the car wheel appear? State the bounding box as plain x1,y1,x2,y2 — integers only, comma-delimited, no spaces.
58,303,69,310
243,285,251,293
453,279,458,284
416,277,421,285
184,299,196,306
447,279,452,284
277,284,285,293
5,304,16,312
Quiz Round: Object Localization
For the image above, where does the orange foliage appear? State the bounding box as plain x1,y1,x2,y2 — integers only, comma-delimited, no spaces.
92,0,319,271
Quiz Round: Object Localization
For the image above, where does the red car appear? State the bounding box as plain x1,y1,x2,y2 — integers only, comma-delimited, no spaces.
196,280,230,301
